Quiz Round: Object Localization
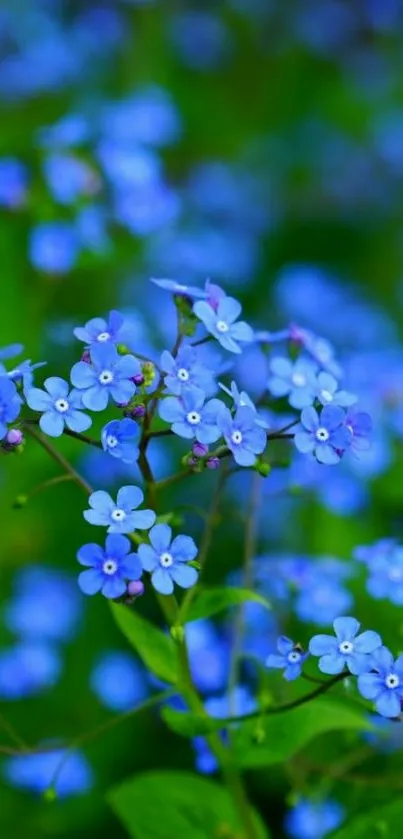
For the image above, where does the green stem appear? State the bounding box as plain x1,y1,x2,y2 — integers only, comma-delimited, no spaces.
24,424,93,495
23,418,102,449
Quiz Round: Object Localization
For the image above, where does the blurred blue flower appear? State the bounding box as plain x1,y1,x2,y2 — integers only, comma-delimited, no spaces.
37,114,90,149
29,222,79,274
43,153,99,205
170,11,232,71
5,567,82,643
138,523,198,595
83,487,155,534
268,356,318,409
102,418,140,463
0,643,62,699
295,581,353,626
76,205,110,254
0,377,22,439
309,616,381,675
77,533,143,599
4,748,93,797
101,86,181,147
358,646,403,718
90,651,148,711
284,798,345,839
186,619,230,695
192,686,256,774
0,158,27,207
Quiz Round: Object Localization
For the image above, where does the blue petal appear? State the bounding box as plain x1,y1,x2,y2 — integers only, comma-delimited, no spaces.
294,431,315,454
217,296,242,324
376,690,402,719
151,567,174,595
316,444,340,465
318,653,345,675
138,544,159,572
26,388,53,412
70,361,96,389
77,543,104,567
170,564,198,589
333,616,360,642
130,509,156,530
171,534,198,563
78,569,104,595
117,485,143,511
277,636,294,656
101,576,127,599
266,654,286,670
149,524,172,553
82,385,109,412
105,533,130,559
357,673,384,700
44,377,69,398
159,397,184,424
354,630,382,654
39,411,65,438
65,410,92,433
309,635,337,656
284,663,303,681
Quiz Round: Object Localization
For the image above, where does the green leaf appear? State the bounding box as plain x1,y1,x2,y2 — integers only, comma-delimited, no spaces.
183,586,271,623
110,603,178,684
232,699,372,768
108,771,269,839
162,698,371,764
331,800,403,838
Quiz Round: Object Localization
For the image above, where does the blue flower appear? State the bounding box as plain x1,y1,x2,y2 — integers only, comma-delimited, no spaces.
73,310,127,346
159,386,223,443
0,642,62,699
101,418,140,463
29,222,79,274
43,153,98,205
0,377,22,439
309,616,382,676
4,359,47,394
219,381,269,428
3,749,93,798
345,410,372,454
267,356,318,409
290,326,343,379
217,405,266,466
295,405,352,465
83,486,155,534
0,344,24,361
4,566,82,643
77,533,143,598
193,296,254,353
358,646,403,718
138,523,198,595
150,277,208,298
186,619,230,695
284,797,345,839
295,582,353,626
315,371,357,408
266,636,308,681
0,158,27,208
26,376,91,437
70,343,140,411
90,651,149,711
161,345,215,396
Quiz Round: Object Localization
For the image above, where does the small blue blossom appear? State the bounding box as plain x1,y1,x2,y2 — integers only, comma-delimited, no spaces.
83,486,156,534
43,153,99,205
193,296,254,354
0,377,22,439
295,582,353,626
217,405,266,466
71,343,140,411
3,749,93,797
295,405,352,465
4,359,47,394
345,409,372,453
101,418,140,463
150,277,208,298
358,646,403,718
5,566,82,643
77,533,143,599
26,376,91,437
284,798,345,839
290,326,343,379
161,345,216,396
309,616,382,675
90,651,148,711
0,158,28,207
0,643,62,699
315,371,357,408
73,310,127,346
29,222,79,274
363,545,403,605
267,356,318,409
266,636,308,681
219,381,269,428
159,386,223,443
138,523,198,595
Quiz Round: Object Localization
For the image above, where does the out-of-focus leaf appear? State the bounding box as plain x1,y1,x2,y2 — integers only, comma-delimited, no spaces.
110,603,178,684
182,586,271,623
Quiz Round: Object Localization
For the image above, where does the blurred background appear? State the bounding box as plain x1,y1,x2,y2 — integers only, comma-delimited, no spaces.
2,0,403,836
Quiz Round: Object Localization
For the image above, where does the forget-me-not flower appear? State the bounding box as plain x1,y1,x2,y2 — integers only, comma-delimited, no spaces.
358,646,403,718
138,523,198,594
71,343,140,411
4,749,93,798
74,310,128,346
101,418,140,463
77,533,143,599
161,345,215,396
219,381,269,428
26,377,92,437
315,371,357,408
284,797,345,839
217,405,266,466
83,486,156,534
193,296,253,353
309,616,382,675
266,636,308,681
0,377,22,439
267,356,318,409
159,386,223,443
295,405,352,465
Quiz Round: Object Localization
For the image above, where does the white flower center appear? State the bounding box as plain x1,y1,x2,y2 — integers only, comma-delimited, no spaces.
386,673,400,689
216,320,229,333
97,331,110,342
160,551,174,568
187,410,201,425
102,558,118,575
287,651,301,663
320,389,333,402
177,368,189,382
292,373,306,387
339,641,354,654
106,434,118,449
316,427,330,442
111,508,126,522
231,430,243,445
54,398,69,413
99,369,114,385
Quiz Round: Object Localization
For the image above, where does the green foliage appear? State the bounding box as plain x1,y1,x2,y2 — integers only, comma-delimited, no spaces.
110,603,178,684
108,771,269,839
182,587,271,623
331,800,403,838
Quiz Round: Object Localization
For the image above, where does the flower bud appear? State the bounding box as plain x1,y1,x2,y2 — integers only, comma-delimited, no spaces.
206,456,220,470
142,361,156,388
81,349,91,363
192,442,209,458
6,428,24,446
129,404,146,419
170,624,185,644
133,373,145,386
127,580,145,598
254,460,271,478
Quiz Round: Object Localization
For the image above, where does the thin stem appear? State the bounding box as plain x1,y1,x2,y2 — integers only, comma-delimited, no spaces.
0,711,28,751
191,335,213,347
19,473,74,504
145,429,173,440
24,424,92,496
154,467,194,493
23,419,102,449
267,420,299,438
